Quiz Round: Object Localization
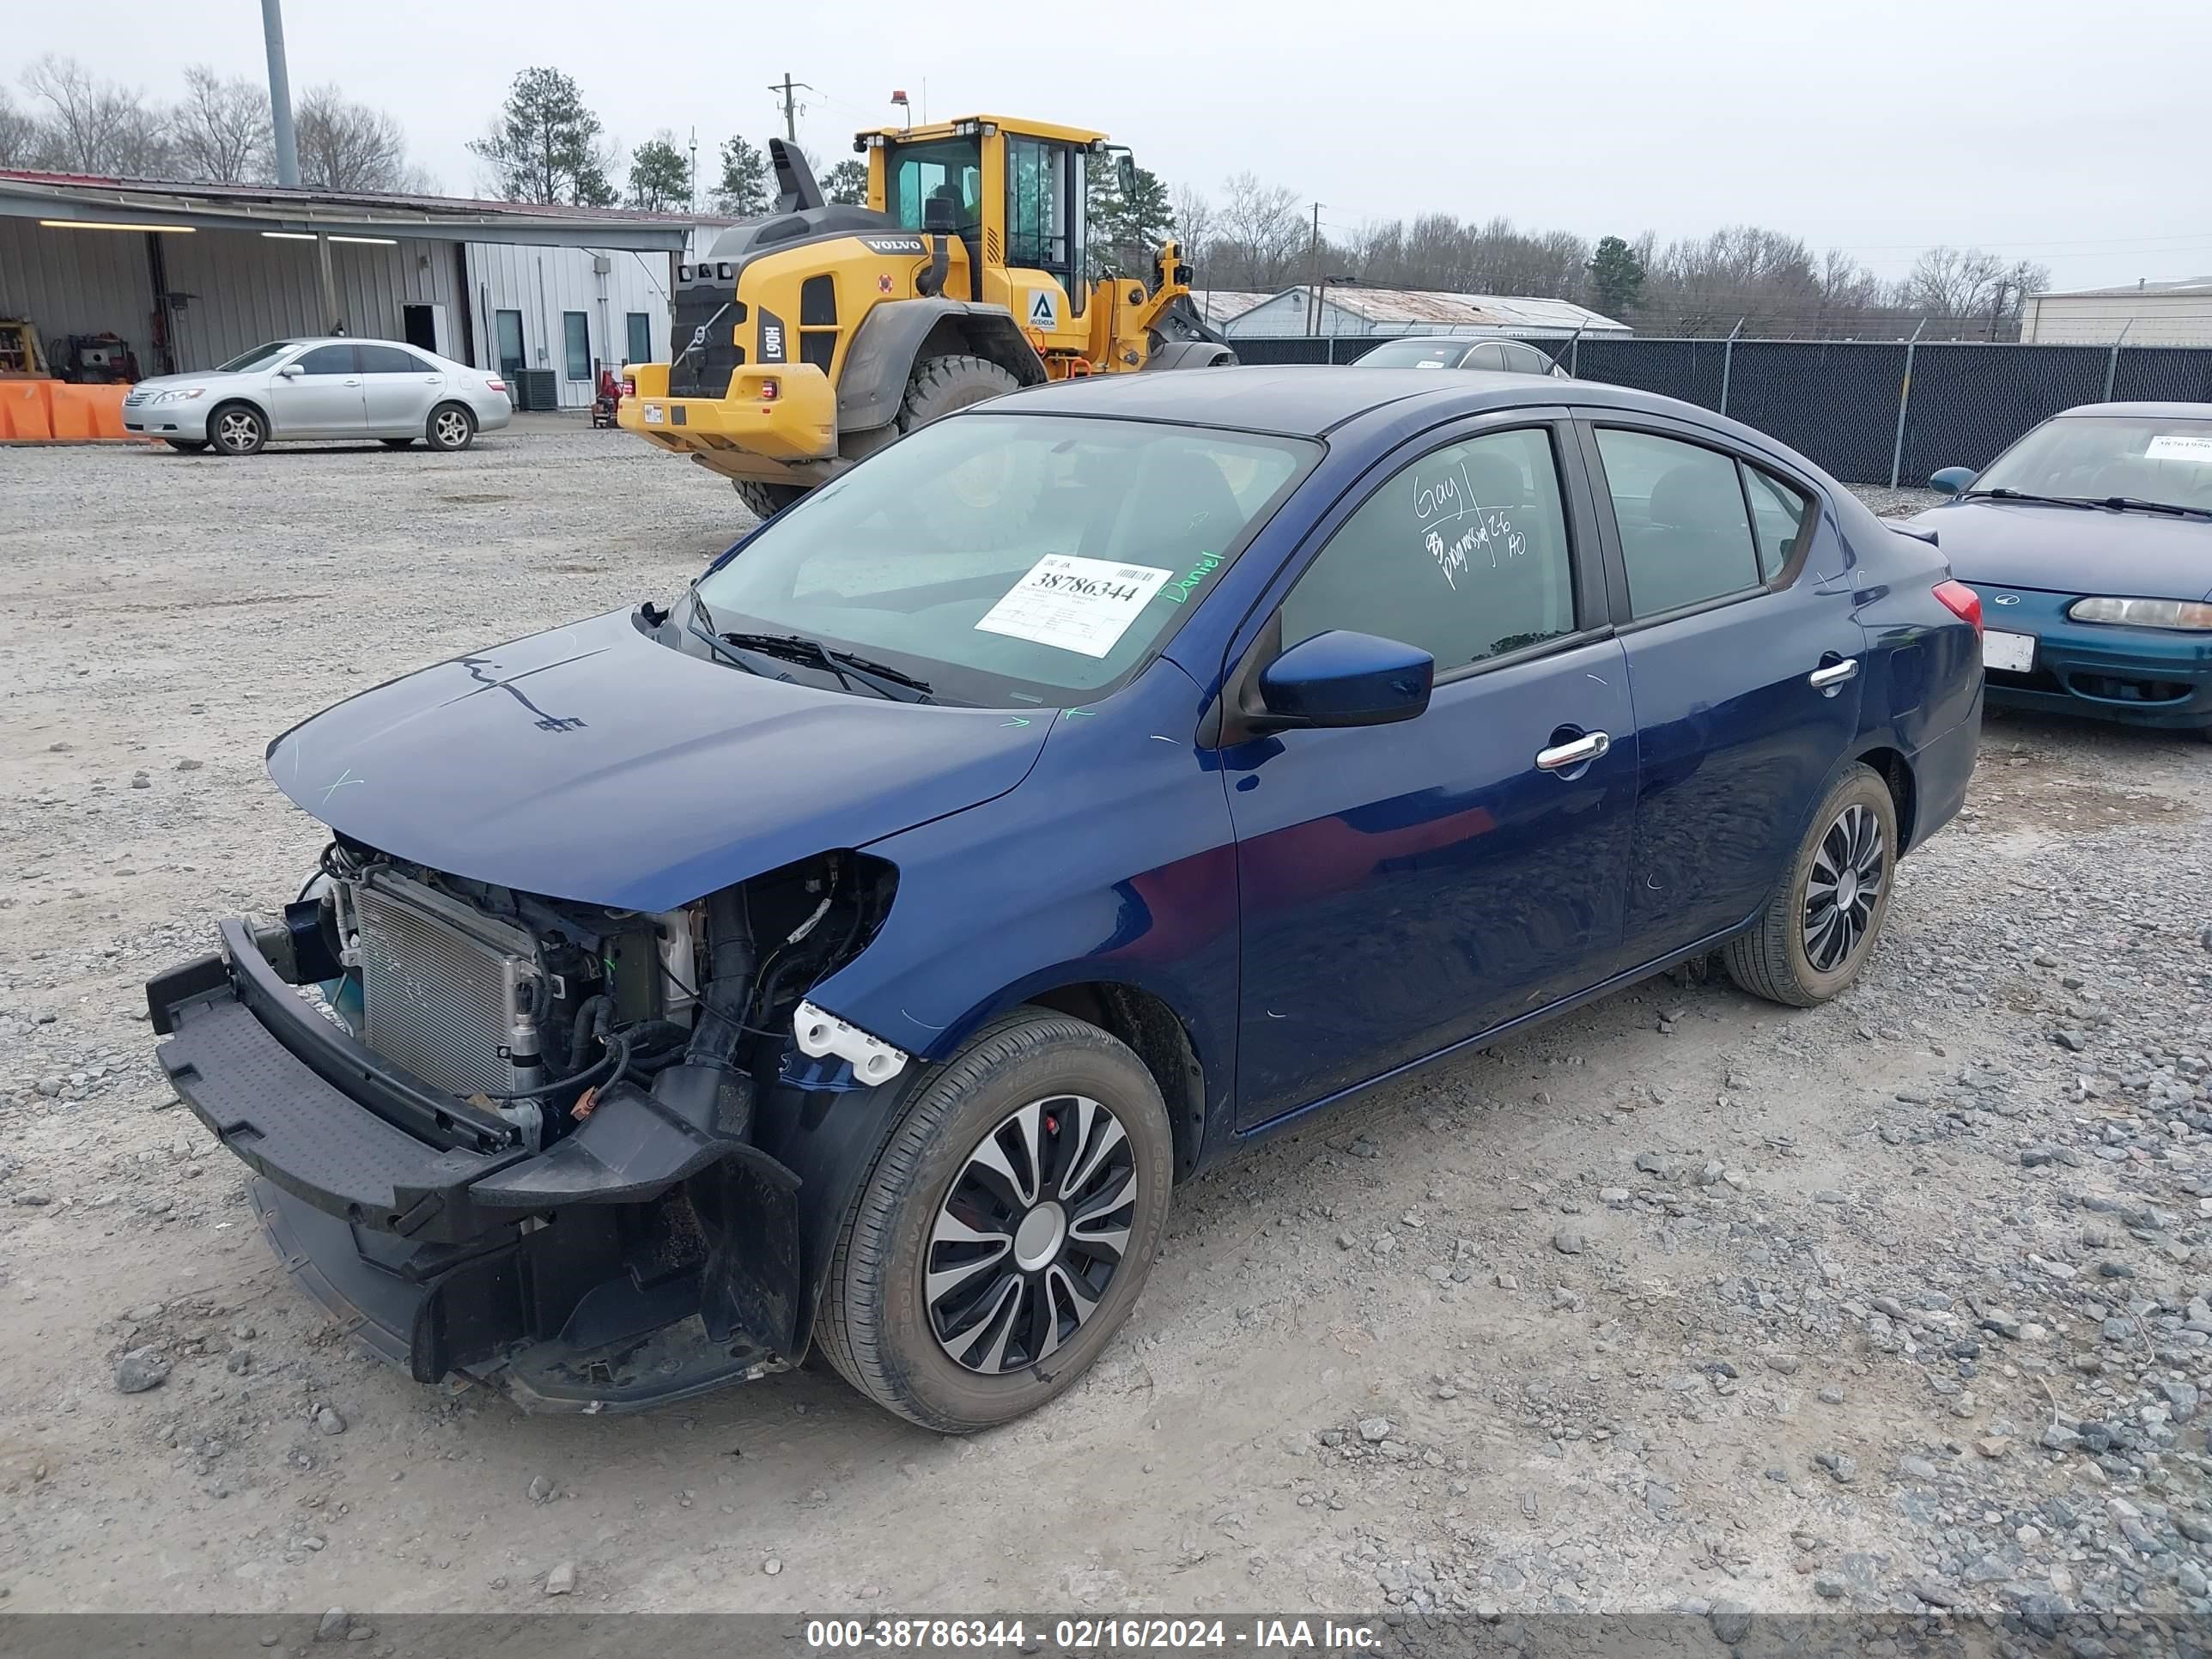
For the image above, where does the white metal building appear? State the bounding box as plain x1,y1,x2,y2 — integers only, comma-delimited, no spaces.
1187,289,1275,329
0,171,709,410
2020,277,2212,347
1223,285,1629,340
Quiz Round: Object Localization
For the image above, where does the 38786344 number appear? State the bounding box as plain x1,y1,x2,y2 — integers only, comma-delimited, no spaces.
805,1619,1027,1649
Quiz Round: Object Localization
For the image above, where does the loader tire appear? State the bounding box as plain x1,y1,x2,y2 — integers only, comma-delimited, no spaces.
896,353,1020,434
899,354,1035,549
733,480,808,522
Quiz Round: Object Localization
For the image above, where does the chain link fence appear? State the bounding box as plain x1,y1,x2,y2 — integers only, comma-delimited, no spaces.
1224,333,2212,486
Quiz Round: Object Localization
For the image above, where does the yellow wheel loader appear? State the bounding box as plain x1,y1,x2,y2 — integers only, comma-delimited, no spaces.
619,115,1235,517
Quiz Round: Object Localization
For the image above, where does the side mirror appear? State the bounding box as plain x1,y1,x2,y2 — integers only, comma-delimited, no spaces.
922,195,957,235
1117,154,1138,198
1928,465,1975,495
1255,630,1433,731
278,362,306,378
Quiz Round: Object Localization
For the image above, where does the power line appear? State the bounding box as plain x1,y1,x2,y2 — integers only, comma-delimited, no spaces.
766,71,813,145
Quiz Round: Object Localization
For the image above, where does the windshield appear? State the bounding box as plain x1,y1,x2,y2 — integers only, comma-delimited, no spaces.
888,137,982,235
1358,340,1470,369
1976,414,2212,511
215,341,295,373
690,412,1316,706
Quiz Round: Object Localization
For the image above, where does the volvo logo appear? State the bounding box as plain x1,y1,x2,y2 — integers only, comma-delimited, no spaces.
1991,593,2021,605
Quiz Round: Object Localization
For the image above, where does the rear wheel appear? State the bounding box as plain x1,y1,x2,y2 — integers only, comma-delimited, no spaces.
209,403,266,457
1723,764,1898,1006
163,438,209,453
426,403,477,452
733,480,808,521
815,1008,1173,1432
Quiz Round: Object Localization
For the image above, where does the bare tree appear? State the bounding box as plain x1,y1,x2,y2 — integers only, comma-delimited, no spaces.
295,85,432,192
1172,183,1217,266
21,53,169,175
0,88,40,167
171,64,270,183
1213,172,1305,289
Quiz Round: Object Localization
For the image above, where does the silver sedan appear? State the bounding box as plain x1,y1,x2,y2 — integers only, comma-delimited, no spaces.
124,337,514,456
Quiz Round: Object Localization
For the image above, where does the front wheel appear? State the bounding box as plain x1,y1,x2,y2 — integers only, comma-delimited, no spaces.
426,403,477,452
209,403,266,457
1723,763,1899,1006
815,1009,1173,1432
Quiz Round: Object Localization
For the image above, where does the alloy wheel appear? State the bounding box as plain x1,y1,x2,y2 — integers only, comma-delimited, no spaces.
926,1095,1139,1375
433,409,471,447
1803,801,1886,973
215,410,260,453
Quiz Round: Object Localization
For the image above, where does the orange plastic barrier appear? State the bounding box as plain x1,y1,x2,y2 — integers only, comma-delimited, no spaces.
0,379,53,441
0,380,145,441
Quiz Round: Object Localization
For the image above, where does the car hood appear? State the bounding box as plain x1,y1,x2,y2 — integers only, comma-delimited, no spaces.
1911,499,2212,601
265,607,1053,911
131,369,255,392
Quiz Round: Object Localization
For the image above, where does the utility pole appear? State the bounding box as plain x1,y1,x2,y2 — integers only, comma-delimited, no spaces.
1305,202,1324,334
767,72,812,144
687,125,698,216
260,0,300,187
1988,279,2008,343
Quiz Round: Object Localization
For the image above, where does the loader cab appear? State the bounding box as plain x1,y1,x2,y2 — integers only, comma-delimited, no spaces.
863,115,1104,334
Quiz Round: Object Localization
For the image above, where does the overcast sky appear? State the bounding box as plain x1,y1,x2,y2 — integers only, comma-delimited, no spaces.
12,0,2209,289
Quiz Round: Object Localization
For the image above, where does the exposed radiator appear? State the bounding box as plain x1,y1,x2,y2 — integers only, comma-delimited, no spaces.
351,871,537,1099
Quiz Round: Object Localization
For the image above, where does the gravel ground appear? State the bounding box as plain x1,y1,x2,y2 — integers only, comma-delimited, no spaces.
3,423,2211,1646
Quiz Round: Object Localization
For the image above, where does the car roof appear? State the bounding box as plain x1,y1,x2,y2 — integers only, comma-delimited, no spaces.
993,365,1724,441
2058,400,2212,421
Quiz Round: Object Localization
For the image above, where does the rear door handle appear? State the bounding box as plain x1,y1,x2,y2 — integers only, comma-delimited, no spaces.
1808,658,1859,688
1535,731,1610,772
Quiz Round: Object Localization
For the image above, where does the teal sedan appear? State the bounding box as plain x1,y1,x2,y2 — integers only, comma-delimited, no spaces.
1916,401,2212,739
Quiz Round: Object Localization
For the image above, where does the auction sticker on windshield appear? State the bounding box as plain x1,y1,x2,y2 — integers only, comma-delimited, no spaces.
2146,434,2212,464
974,554,1174,658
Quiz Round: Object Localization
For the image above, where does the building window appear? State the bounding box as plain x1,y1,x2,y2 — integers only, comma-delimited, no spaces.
625,311,653,363
562,312,590,380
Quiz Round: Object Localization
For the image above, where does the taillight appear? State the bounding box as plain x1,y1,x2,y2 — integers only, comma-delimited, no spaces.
1933,579,1982,638
622,376,636,398
484,377,507,393
759,378,780,402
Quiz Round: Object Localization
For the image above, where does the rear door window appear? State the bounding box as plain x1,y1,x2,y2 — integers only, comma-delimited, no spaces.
1593,428,1762,617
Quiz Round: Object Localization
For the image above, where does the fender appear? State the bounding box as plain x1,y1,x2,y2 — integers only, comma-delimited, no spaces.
836,299,1048,433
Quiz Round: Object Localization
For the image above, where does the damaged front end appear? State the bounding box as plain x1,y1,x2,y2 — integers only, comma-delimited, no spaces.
146,841,902,1411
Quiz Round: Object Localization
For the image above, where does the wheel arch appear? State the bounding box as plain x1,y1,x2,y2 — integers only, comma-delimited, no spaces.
1022,979,1206,1181
836,299,1047,433
1852,743,1918,852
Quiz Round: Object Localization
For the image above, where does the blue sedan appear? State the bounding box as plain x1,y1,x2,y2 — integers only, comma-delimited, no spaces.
1919,400,2212,738
144,368,1982,1430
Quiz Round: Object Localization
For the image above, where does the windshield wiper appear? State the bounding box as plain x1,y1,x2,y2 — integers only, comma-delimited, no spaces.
684,592,765,677
717,631,934,702
1964,488,2097,510
2084,495,2212,520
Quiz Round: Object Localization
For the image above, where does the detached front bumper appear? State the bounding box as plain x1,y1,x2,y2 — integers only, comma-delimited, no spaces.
1980,586,2212,732
146,925,801,1412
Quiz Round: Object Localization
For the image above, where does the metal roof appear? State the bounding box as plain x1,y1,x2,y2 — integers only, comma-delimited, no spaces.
1316,287,1628,331
0,169,717,251
1188,289,1275,323
2034,276,2212,300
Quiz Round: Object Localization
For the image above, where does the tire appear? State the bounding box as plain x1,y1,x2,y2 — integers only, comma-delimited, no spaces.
208,403,266,457
426,402,477,452
815,1008,1174,1432
163,438,210,453
733,479,808,521
1723,763,1899,1007
380,436,416,449
898,354,1035,550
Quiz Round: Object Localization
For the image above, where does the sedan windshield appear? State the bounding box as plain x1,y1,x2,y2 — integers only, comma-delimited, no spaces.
1357,340,1471,369
215,341,295,373
1976,414,2212,512
690,413,1316,706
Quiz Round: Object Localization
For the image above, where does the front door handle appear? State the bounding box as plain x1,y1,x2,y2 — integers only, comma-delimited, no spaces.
1808,658,1860,689
1535,730,1611,772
